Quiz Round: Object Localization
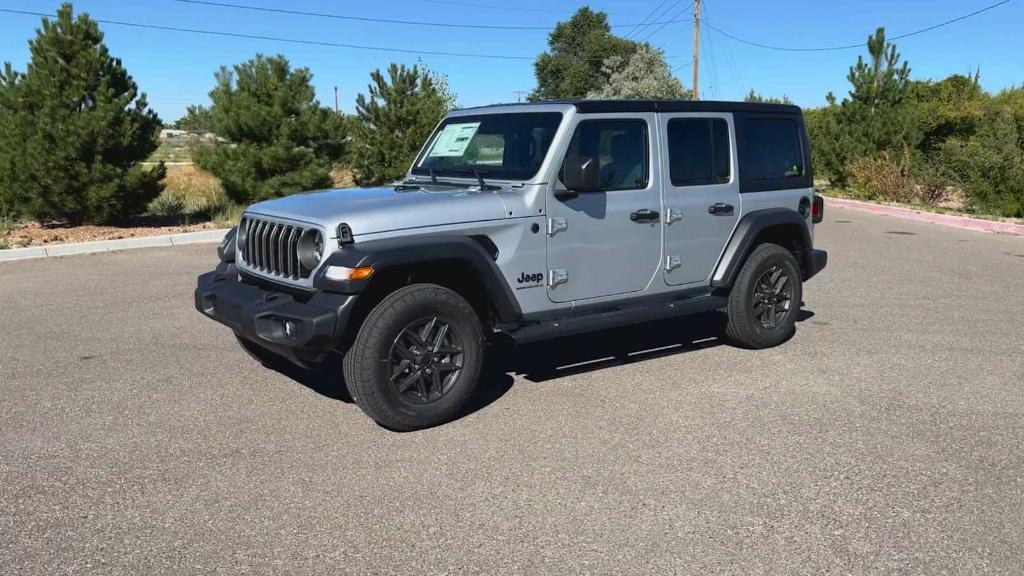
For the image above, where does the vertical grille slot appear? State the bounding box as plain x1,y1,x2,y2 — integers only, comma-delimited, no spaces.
239,217,311,280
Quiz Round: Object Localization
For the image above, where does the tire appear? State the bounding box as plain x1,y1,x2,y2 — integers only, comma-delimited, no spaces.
343,283,485,431
724,243,803,349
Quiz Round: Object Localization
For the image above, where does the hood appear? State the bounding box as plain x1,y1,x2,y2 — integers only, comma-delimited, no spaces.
246,185,509,237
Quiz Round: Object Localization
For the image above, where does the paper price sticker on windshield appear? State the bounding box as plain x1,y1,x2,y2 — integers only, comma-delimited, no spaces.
427,122,481,157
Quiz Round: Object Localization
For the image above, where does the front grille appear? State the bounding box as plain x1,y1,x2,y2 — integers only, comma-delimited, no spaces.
239,216,309,280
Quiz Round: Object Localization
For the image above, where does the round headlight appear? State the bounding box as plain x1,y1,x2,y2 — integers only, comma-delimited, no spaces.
237,218,248,256
298,228,324,270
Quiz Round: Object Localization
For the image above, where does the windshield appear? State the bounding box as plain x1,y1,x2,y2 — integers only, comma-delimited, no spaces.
412,112,563,181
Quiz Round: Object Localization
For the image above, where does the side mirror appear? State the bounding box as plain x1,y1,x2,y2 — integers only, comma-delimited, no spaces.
561,156,600,195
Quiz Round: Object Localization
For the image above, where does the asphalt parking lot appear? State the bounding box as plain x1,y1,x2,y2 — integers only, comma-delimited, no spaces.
2,209,1023,574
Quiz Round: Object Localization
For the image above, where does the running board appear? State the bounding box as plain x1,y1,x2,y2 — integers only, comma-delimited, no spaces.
507,294,728,344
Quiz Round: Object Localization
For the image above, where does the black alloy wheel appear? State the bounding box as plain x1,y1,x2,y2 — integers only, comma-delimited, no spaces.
388,316,465,404
751,264,793,330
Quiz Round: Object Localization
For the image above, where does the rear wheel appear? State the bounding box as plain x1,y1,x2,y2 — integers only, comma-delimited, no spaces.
724,243,803,349
343,284,484,431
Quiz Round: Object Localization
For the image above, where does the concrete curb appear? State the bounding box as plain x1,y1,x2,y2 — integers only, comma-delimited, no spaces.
0,228,230,263
826,196,1024,237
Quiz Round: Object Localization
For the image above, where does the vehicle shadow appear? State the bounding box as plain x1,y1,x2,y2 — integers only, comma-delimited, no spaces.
269,309,815,426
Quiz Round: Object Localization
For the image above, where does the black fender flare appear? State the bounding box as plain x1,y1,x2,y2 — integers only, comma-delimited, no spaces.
711,208,813,288
313,235,521,324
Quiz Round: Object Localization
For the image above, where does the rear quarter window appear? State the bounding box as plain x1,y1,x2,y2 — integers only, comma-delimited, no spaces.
737,115,811,193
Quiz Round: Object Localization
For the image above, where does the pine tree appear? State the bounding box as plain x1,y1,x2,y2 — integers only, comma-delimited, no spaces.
194,54,346,204
349,64,452,185
0,63,21,216
809,27,921,184
847,28,912,109
0,3,164,224
744,89,792,104
176,104,213,132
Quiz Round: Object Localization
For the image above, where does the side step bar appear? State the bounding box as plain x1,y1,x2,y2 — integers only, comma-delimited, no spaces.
507,294,728,344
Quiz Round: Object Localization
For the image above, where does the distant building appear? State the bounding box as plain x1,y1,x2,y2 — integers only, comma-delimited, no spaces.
159,129,217,142
159,129,187,140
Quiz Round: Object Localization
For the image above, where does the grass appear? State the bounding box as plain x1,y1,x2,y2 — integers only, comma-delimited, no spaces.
213,202,246,228
0,207,14,249
149,164,227,217
146,139,194,164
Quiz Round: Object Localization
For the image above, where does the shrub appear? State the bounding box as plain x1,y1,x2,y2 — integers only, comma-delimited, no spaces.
938,110,1024,217
847,150,916,202
147,193,185,216
847,148,947,205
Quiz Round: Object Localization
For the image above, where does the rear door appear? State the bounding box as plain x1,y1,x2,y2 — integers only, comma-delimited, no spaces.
545,113,663,303
660,113,741,286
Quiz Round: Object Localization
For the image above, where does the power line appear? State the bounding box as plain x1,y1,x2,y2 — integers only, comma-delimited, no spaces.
702,0,744,96
415,0,646,16
0,8,687,62
639,2,694,43
631,0,691,40
703,0,1013,52
624,0,670,39
172,0,694,31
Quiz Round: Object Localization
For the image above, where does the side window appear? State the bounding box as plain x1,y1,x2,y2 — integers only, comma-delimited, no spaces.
666,118,731,187
742,119,803,180
562,119,648,191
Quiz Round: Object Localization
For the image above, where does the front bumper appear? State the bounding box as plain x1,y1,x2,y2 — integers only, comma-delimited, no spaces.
194,264,358,366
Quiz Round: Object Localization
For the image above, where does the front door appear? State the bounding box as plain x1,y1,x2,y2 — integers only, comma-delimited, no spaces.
660,113,741,286
546,114,663,303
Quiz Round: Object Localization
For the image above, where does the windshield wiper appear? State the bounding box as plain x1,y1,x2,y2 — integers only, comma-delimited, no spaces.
432,168,500,190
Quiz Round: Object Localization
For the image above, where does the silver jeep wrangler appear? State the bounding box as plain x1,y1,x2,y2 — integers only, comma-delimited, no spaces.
196,100,827,430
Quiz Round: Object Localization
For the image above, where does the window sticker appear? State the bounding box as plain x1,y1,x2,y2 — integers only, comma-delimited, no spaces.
426,122,481,157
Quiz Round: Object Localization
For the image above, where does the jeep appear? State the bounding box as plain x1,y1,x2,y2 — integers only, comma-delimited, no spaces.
195,100,827,431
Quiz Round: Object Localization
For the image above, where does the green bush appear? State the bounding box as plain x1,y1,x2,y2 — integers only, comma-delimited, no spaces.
938,110,1024,217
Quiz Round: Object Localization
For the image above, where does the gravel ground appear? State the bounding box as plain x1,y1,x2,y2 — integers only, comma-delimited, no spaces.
1,209,1023,574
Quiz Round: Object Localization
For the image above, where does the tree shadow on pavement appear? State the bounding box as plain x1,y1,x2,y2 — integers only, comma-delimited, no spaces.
268,309,815,426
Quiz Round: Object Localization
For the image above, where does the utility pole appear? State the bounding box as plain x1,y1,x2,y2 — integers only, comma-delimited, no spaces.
692,0,700,100
334,86,339,113
513,90,528,103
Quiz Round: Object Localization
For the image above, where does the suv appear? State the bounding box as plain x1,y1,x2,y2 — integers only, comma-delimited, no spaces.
195,100,827,431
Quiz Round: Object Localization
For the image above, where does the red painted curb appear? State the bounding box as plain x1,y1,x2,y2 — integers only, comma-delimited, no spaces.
825,197,1024,237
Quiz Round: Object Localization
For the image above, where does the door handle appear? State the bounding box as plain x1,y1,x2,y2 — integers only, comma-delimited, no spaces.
708,203,734,216
630,209,660,223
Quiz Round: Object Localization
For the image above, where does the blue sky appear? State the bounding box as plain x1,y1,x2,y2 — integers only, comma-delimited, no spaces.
1,0,1021,122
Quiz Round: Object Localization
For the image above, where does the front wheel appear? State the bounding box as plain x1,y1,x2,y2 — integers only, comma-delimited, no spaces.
724,243,803,349
343,284,485,431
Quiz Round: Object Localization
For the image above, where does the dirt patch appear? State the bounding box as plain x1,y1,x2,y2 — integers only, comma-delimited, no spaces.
1,217,218,248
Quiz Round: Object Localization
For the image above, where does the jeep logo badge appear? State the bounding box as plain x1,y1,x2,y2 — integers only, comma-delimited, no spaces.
517,272,544,284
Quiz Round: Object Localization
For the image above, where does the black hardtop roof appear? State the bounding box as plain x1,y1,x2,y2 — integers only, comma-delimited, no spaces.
463,99,803,115
572,99,802,115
